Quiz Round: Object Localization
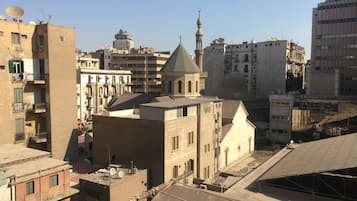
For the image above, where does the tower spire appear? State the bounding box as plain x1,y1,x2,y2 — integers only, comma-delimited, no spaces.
195,10,203,72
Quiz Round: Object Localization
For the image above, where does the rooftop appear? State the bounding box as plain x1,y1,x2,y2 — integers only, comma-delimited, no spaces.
259,133,357,181
141,97,221,109
153,184,239,201
81,167,146,186
222,100,243,120
0,144,50,167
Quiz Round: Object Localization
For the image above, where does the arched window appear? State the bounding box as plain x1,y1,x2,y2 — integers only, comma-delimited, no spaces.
178,80,182,93
168,81,172,93
196,81,199,93
188,81,192,93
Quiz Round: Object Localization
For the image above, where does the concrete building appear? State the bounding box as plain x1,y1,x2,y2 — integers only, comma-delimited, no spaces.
0,17,78,160
113,29,134,50
90,47,113,70
76,52,132,122
224,40,305,97
203,38,226,96
0,144,78,201
269,95,294,144
79,165,147,201
110,48,170,94
220,100,255,169
308,0,357,96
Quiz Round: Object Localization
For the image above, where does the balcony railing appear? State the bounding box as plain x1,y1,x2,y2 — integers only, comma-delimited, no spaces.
13,102,24,113
26,73,46,84
12,73,24,82
32,103,46,113
31,132,48,143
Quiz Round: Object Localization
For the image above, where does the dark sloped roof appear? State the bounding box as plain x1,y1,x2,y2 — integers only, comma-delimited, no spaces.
259,133,357,181
106,93,155,111
161,43,200,73
222,100,242,120
152,184,239,201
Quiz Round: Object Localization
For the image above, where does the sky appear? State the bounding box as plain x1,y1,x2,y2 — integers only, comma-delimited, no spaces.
1,0,322,59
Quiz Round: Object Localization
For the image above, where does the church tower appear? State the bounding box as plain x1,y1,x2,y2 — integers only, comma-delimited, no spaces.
161,42,201,97
195,11,208,94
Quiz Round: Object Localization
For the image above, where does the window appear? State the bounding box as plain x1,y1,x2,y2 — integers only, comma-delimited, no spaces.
234,65,238,71
187,159,194,172
0,31,3,36
15,118,24,142
188,132,194,145
49,174,59,187
21,34,27,39
204,144,211,153
11,32,20,44
26,181,35,195
204,166,210,179
244,65,249,73
196,81,198,92
59,35,64,42
39,35,44,46
244,54,249,62
168,81,172,93
14,88,23,103
172,136,179,150
8,60,24,74
173,165,179,178
183,106,188,116
178,80,182,93
187,81,192,93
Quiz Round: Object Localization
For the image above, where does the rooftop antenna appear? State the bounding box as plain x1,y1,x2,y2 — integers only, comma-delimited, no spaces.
5,6,24,22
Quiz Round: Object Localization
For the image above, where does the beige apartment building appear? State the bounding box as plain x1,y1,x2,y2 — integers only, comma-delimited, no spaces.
0,18,77,161
110,47,170,95
308,0,357,96
76,52,132,123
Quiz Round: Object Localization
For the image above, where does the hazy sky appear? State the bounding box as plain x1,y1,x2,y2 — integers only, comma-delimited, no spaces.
1,0,322,58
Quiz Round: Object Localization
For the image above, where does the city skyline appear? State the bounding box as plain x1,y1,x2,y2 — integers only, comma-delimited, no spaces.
1,0,320,58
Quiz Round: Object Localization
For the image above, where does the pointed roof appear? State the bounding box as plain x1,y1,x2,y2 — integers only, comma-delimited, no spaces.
161,43,200,73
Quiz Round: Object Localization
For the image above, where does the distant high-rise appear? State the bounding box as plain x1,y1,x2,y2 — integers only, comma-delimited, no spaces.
308,0,357,96
113,29,134,50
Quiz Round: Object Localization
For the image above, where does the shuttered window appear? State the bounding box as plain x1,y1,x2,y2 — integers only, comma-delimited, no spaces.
14,88,23,103
26,181,34,195
49,174,59,187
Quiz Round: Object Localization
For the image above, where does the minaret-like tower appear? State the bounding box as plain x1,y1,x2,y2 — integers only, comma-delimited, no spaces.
194,11,207,94
195,11,204,71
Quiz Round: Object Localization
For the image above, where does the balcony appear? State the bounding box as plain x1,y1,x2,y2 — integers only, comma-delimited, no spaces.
32,103,46,113
13,102,24,113
12,73,24,83
30,132,48,143
26,73,46,84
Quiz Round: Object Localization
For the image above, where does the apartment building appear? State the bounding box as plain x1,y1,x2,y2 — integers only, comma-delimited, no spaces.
76,52,132,122
224,40,305,97
0,18,77,160
269,95,295,144
0,144,78,201
110,48,170,94
308,0,357,96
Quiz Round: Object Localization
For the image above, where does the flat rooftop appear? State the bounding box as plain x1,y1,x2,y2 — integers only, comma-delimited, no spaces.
141,97,221,109
0,144,50,167
81,168,146,186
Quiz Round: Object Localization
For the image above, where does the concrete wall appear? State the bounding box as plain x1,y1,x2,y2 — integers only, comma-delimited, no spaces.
93,115,164,187
163,114,197,183
220,104,255,169
0,177,13,201
43,24,78,161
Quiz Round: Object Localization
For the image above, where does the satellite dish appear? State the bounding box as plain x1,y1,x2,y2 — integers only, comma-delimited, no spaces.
5,6,24,20
109,167,117,176
118,171,125,178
